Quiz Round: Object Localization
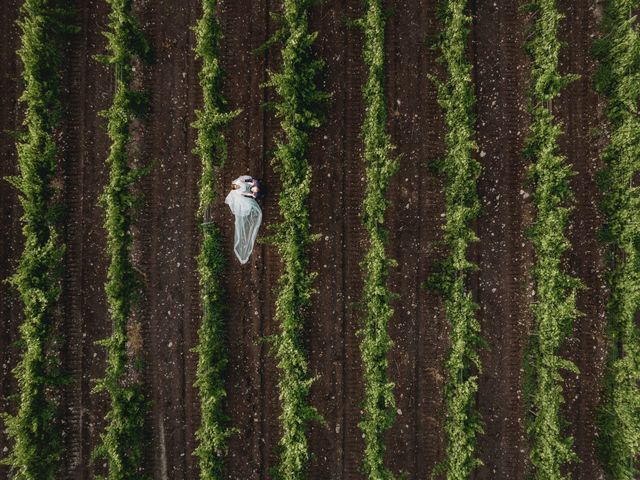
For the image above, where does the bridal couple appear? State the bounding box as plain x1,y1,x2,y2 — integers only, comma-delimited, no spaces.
224,175,263,264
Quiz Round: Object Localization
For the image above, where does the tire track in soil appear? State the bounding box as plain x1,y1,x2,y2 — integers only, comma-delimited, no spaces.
557,2,607,478
138,0,195,477
385,2,417,474
385,0,447,477
75,0,112,477
0,2,22,478
413,1,449,477
473,2,531,479
306,2,350,478
253,1,283,476
138,0,162,477
215,0,271,477
338,0,368,477
183,1,201,477
60,0,88,476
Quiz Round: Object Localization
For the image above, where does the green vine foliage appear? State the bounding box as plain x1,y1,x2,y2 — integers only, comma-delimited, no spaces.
593,1,640,479
261,0,329,478
352,1,399,478
190,0,240,478
426,0,483,478
90,1,152,479
1,1,76,479
522,1,582,478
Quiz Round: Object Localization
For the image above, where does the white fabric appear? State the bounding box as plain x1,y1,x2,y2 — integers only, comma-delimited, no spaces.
225,176,262,264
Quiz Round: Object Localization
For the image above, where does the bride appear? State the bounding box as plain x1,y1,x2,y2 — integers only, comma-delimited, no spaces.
224,175,262,264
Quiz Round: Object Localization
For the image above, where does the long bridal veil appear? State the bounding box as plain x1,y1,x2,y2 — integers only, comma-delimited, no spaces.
225,176,262,264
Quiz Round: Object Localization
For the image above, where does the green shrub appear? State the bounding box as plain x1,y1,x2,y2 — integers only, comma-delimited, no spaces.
593,2,640,479
261,1,329,478
427,1,483,478
352,1,399,478
1,1,75,478
190,0,240,478
90,1,152,478
522,1,582,478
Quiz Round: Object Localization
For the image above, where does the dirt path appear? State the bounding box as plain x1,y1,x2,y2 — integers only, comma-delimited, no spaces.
384,0,448,476
472,1,532,478
0,1,612,479
60,0,88,475
136,0,202,477
60,0,113,477
306,1,362,478
214,0,274,477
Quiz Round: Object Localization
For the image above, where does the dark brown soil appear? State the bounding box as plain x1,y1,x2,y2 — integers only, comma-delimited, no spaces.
0,0,609,479
472,2,533,478
0,1,22,473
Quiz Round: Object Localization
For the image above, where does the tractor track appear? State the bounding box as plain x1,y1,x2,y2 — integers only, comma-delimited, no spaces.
306,1,349,478
385,0,448,476
60,0,88,476
74,0,112,477
256,1,281,475
473,1,531,478
183,1,201,477
138,0,162,477
340,0,367,478
391,1,448,477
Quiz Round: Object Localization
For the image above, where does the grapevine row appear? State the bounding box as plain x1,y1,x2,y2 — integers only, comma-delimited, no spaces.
428,0,483,478
593,2,640,479
1,1,74,479
354,1,399,478
190,0,240,478
90,0,152,478
522,1,582,478
262,0,328,478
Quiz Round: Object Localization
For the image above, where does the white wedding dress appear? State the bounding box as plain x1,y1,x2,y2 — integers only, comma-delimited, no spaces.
225,175,262,264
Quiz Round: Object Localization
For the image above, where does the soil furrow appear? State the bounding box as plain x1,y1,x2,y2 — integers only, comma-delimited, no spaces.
75,1,112,477
307,1,349,478
474,2,531,478
183,1,201,477
138,0,162,476
60,1,88,476
340,1,367,478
